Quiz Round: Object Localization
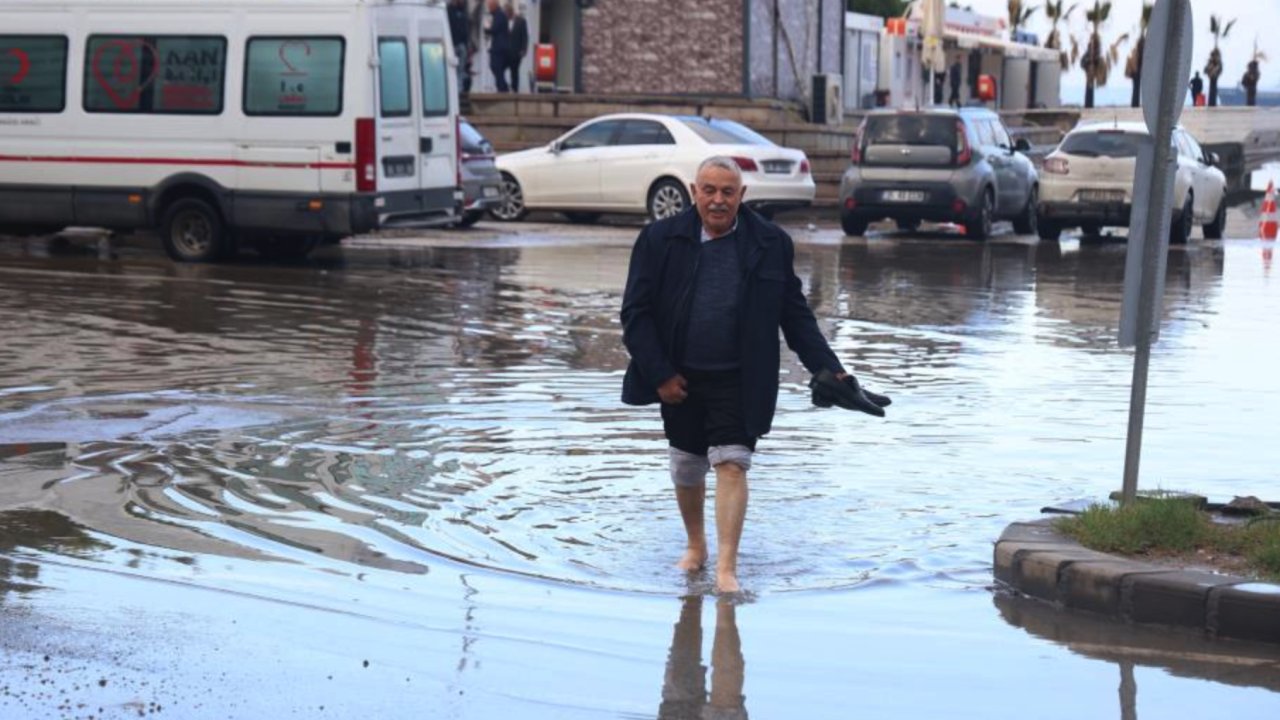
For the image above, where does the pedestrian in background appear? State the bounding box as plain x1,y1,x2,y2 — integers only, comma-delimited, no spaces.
1190,71,1205,106
448,0,470,95
948,59,962,107
1243,61,1261,107
507,3,529,94
484,0,511,92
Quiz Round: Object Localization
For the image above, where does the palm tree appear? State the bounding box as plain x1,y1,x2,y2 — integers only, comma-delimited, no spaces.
1008,0,1038,35
1123,3,1154,108
1205,14,1236,107
1079,1,1128,108
1242,39,1268,106
1043,0,1079,71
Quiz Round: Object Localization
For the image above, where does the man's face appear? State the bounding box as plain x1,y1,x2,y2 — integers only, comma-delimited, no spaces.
691,165,745,234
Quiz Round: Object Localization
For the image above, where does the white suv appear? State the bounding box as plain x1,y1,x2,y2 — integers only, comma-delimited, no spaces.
1037,122,1227,243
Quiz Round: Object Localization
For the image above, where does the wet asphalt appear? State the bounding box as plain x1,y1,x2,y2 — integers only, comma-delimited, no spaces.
2,210,1280,719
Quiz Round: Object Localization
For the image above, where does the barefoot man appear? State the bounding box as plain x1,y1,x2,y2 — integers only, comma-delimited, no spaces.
621,156,889,592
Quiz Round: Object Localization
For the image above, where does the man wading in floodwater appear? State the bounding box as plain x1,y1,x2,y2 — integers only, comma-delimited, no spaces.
621,156,891,593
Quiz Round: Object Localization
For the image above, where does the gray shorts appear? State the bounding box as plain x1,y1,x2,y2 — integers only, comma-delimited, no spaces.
669,445,753,487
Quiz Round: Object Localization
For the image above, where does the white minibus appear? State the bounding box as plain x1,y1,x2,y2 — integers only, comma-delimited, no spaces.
0,0,461,261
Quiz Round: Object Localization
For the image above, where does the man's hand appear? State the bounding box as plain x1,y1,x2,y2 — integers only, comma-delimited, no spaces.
658,374,688,404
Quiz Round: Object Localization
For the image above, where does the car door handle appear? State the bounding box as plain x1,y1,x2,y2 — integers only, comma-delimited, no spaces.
420,138,433,154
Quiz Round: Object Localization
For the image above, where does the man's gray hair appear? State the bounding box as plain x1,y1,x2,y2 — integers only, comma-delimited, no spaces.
696,155,743,183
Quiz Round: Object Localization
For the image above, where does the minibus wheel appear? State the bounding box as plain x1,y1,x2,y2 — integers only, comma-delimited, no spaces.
161,198,228,262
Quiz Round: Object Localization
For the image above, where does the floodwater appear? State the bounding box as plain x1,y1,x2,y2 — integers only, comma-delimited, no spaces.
2,215,1280,719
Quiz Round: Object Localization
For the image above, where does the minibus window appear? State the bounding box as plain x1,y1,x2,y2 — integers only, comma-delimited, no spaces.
419,41,448,117
244,37,344,116
0,36,68,113
84,35,225,114
378,38,411,117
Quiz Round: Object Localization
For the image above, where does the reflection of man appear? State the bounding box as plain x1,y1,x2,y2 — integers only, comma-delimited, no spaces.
621,157,889,593
658,596,747,720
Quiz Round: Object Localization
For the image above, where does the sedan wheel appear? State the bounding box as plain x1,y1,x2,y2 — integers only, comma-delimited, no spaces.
490,173,528,222
648,179,689,222
1203,199,1227,240
1169,195,1193,244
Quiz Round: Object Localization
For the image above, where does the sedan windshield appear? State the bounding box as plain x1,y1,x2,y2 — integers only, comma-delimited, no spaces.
1059,131,1147,158
678,117,775,146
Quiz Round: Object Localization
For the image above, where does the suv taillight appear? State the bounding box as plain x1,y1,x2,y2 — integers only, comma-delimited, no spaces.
799,159,810,174
954,119,972,166
1044,157,1070,175
355,118,377,193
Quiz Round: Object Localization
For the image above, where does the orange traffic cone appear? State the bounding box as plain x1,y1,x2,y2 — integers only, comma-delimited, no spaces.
1260,181,1278,241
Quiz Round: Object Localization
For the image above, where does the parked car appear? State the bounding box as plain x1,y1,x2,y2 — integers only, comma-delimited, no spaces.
456,119,503,227
838,108,1040,240
490,113,815,223
1037,122,1227,243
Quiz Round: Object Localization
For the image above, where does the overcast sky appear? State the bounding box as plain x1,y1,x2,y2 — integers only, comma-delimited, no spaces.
963,0,1279,91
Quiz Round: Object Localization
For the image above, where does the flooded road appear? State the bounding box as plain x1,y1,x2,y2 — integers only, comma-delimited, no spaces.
2,215,1280,718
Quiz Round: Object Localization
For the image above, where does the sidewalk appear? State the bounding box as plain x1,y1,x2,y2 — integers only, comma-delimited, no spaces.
994,518,1280,646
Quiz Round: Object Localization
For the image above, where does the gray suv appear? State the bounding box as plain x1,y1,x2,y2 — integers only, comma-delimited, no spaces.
839,108,1039,240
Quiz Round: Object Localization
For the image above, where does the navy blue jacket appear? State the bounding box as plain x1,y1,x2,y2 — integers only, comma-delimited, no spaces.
620,208,846,438
487,7,511,60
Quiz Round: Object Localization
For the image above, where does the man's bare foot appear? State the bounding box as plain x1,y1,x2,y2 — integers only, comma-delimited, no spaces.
677,548,707,572
716,572,741,593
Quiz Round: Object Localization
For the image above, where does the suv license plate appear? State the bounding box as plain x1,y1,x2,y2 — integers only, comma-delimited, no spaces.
883,190,926,203
482,186,500,198
1079,189,1124,203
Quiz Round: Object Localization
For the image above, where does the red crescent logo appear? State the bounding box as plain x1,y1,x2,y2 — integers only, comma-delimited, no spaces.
278,39,312,76
89,40,161,109
5,48,31,86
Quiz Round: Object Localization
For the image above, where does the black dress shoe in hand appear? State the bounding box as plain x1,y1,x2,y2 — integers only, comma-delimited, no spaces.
809,369,891,417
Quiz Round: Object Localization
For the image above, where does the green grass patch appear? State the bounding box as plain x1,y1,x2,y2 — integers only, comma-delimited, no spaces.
1055,498,1280,580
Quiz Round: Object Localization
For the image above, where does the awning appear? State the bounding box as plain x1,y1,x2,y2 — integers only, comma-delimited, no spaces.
947,30,1060,63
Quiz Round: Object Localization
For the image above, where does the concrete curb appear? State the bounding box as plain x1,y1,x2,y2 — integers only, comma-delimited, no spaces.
993,518,1280,646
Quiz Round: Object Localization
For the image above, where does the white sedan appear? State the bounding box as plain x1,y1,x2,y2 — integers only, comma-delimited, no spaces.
1037,121,1227,243
490,113,815,223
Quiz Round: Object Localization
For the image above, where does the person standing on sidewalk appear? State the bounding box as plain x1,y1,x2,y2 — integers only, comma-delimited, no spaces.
620,156,890,593
484,0,511,92
506,3,529,94
447,0,470,95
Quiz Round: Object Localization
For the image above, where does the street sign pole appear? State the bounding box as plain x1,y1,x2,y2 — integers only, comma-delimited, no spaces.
1119,0,1193,505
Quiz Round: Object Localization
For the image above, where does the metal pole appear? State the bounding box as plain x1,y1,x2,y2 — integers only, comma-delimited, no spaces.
1120,0,1188,505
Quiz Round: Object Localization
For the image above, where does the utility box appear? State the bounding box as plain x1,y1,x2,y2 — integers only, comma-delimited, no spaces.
534,43,556,92
976,73,997,102
811,73,843,125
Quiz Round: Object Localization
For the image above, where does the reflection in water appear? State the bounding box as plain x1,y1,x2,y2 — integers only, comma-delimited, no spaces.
0,509,110,601
994,592,1280,698
660,595,747,720
0,232,1257,597
1,228,1278,714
